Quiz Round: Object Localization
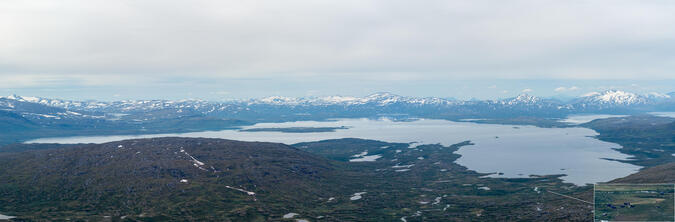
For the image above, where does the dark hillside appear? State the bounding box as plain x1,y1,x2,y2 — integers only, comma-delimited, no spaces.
583,115,675,167
0,137,344,221
611,162,675,184
0,137,599,221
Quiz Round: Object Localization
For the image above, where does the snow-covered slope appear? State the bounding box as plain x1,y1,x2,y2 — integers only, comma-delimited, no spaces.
250,92,454,106
0,95,104,121
577,90,648,106
1,91,673,122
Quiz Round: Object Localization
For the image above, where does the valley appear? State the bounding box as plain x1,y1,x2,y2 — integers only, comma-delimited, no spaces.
0,92,673,221
23,118,639,185
1,90,674,146
0,137,596,221
0,114,672,221
4,2,675,221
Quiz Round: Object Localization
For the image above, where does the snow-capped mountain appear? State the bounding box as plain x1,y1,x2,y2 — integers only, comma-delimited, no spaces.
2,90,673,147
0,95,104,122
1,91,673,124
0,95,242,119
0,94,107,111
251,92,454,106
576,90,648,106
499,94,543,105
644,92,672,104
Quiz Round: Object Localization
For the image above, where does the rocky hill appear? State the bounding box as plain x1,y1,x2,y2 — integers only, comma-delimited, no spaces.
0,138,343,221
0,137,600,221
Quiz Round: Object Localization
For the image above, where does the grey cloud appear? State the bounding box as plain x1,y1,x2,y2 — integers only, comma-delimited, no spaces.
1,0,675,89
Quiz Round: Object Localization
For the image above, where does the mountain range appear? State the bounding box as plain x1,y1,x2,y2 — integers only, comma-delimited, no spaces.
2,90,673,121
0,92,673,220
1,114,673,220
0,90,673,146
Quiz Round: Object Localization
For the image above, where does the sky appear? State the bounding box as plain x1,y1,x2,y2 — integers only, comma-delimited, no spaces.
1,0,675,101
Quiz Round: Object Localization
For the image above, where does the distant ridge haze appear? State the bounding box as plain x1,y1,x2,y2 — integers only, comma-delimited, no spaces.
2,90,673,124
2,90,671,106
4,79,675,102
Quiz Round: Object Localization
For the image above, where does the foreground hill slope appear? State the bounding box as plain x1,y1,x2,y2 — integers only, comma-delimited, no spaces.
581,115,675,184
583,115,675,167
611,162,675,183
0,137,603,221
0,138,345,221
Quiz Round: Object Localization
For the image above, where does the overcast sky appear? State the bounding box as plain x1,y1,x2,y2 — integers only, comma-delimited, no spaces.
1,0,675,100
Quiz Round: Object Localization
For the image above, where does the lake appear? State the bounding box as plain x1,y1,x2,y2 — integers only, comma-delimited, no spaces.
649,112,675,118
0,214,15,220
26,118,640,185
560,114,628,124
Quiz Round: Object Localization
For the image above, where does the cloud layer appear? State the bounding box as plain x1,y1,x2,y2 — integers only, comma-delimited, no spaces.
554,86,580,92
1,0,675,99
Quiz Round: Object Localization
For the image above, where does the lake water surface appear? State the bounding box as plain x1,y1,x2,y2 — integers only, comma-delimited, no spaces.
649,112,675,118
0,214,15,219
560,114,628,124
27,118,640,185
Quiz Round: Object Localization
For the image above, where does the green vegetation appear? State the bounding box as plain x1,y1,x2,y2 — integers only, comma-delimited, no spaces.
594,184,674,222
0,137,595,221
0,115,673,221
456,116,571,128
0,116,250,146
584,115,675,168
585,115,675,221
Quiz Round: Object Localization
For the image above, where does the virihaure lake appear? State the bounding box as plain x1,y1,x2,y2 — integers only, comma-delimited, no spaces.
27,118,640,185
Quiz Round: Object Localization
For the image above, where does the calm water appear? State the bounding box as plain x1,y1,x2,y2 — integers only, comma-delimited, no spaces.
0,214,15,219
27,118,640,185
560,114,628,124
649,112,675,118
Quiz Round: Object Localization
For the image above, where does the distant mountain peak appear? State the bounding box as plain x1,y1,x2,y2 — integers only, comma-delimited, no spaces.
252,92,445,106
258,96,301,105
581,92,600,97
2,94,42,103
363,92,405,105
647,92,671,99
365,92,399,98
515,93,537,100
579,90,647,105
2,90,672,119
501,94,542,105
